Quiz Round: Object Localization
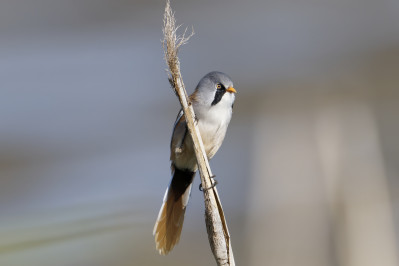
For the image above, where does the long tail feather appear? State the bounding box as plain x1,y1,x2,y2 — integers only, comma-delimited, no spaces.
153,167,195,255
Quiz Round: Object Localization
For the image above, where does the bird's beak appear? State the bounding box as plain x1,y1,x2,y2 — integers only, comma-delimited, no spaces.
226,87,237,93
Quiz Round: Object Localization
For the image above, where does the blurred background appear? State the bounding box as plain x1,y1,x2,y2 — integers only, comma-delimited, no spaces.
0,0,398,265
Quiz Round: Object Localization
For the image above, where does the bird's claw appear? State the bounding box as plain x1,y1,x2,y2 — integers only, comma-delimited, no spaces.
199,175,218,191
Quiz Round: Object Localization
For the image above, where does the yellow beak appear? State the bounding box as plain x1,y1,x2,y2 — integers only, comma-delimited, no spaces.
226,87,237,93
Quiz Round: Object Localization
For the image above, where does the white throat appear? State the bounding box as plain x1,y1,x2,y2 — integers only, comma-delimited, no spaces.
194,92,234,158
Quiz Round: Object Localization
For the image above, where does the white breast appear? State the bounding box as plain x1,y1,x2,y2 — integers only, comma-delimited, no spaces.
196,93,234,159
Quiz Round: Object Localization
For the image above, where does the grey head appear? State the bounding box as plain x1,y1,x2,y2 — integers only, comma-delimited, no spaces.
194,71,236,107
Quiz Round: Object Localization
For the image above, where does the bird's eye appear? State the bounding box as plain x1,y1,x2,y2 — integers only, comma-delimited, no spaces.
216,84,222,89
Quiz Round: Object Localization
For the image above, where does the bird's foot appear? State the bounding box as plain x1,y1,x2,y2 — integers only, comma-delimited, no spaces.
199,175,218,191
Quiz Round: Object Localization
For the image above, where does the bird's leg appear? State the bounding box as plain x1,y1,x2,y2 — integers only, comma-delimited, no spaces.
199,175,218,191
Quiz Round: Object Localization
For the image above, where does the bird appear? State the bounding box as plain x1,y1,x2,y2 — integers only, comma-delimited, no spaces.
153,71,237,255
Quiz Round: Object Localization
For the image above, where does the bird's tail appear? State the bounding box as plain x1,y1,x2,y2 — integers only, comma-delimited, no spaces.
153,166,195,255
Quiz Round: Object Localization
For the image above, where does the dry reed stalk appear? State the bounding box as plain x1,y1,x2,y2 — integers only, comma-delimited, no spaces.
162,1,235,265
